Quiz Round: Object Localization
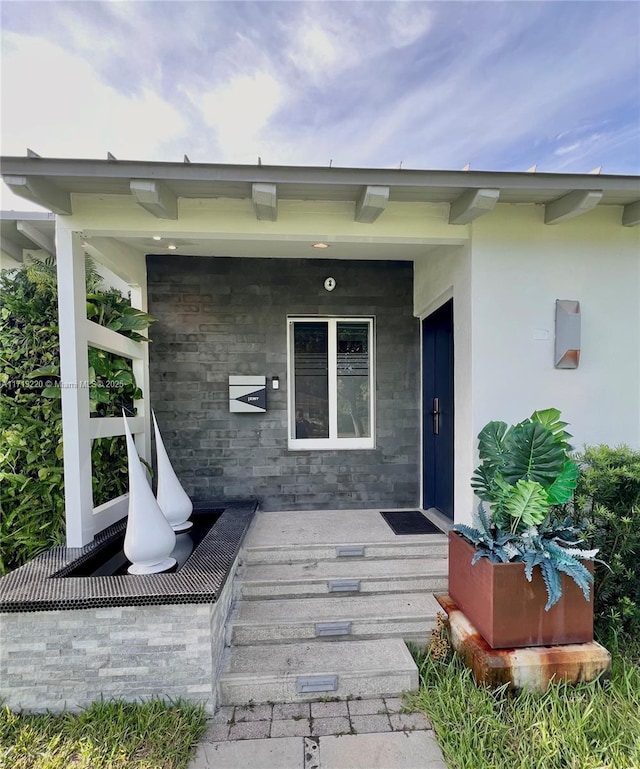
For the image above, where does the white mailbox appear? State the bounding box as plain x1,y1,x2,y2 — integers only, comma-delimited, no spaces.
229,376,267,413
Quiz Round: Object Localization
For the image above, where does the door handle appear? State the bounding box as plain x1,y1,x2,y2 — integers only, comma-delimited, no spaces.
432,397,440,435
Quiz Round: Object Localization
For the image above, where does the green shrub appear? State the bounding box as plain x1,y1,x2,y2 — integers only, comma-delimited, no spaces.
573,445,640,643
0,259,154,575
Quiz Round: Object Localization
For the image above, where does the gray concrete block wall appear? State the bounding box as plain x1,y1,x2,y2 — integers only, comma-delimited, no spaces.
0,557,240,714
147,257,420,511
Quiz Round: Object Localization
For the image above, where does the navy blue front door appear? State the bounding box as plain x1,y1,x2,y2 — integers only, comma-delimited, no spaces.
422,299,454,519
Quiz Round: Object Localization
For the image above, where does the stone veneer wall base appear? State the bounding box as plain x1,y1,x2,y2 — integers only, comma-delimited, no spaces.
0,551,241,714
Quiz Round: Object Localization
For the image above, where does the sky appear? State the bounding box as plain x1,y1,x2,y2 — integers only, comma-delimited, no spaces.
1,1,639,210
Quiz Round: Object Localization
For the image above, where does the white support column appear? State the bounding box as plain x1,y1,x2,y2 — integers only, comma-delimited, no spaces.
129,282,151,465
56,226,94,547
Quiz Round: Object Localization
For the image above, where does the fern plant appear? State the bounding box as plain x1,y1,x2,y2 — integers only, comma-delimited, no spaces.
455,409,599,610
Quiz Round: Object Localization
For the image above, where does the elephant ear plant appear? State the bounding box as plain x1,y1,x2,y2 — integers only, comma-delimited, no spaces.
454,408,599,610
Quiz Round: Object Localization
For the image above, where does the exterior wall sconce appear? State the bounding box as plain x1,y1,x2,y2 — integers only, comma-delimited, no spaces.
555,300,581,369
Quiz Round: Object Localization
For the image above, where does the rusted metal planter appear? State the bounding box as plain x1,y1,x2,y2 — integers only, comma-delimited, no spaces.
448,531,594,649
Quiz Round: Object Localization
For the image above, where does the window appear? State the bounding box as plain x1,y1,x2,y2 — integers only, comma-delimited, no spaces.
288,317,375,449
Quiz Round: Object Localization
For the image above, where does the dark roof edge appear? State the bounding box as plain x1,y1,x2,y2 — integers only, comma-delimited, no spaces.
2,155,639,192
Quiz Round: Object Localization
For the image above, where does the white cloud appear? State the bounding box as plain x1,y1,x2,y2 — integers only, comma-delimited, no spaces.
387,2,434,48
289,24,339,76
0,32,186,160
194,72,285,162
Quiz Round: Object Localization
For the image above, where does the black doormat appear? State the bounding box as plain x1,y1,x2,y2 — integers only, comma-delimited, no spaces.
380,511,442,535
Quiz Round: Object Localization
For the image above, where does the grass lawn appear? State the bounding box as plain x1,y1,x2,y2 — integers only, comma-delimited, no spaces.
0,698,206,769
406,640,640,769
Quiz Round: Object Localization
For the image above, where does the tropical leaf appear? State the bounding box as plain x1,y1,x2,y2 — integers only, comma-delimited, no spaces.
26,364,59,378
546,459,580,505
477,421,510,466
529,408,574,451
502,421,567,487
470,464,495,500
504,479,549,532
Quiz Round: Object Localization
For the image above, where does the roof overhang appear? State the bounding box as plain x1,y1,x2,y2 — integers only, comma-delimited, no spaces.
2,155,639,227
0,210,56,262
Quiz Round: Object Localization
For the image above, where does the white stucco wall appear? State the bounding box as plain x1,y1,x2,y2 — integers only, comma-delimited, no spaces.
414,204,639,526
471,203,640,457
414,243,475,524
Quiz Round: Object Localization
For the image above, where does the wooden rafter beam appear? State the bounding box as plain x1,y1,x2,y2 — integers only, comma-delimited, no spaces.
0,235,24,262
544,190,603,225
449,188,500,225
622,200,640,227
2,174,72,214
83,236,145,285
251,183,278,221
130,179,178,219
16,220,56,255
355,186,389,223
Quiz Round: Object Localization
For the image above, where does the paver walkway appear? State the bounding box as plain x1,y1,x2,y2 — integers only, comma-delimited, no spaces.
190,696,448,769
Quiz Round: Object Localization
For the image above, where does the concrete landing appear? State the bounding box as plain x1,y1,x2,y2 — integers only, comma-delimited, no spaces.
243,509,446,547
438,594,612,692
190,697,448,769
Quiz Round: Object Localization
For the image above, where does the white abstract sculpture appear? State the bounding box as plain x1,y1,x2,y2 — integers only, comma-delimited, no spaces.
123,411,177,574
153,410,193,532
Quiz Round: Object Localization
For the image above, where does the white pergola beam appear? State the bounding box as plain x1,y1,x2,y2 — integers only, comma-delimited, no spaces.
89,416,144,439
93,494,128,530
83,236,146,285
544,190,603,225
130,179,178,219
449,188,500,225
355,186,389,223
252,183,278,221
129,283,151,464
622,200,640,227
56,227,94,547
16,220,56,255
86,319,144,360
3,175,72,214
0,236,24,262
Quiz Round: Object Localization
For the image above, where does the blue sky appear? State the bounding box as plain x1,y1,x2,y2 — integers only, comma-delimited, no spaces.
1,0,638,211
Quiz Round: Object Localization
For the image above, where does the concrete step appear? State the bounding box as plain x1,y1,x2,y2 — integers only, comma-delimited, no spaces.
240,557,448,599
231,592,440,645
243,536,448,566
217,638,419,705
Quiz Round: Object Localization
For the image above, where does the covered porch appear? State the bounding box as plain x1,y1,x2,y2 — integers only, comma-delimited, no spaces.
2,156,639,549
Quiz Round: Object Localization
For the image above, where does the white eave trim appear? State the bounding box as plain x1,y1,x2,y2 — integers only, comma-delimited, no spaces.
130,179,178,219
544,190,603,224
3,174,72,214
448,188,500,225
252,183,278,221
355,186,389,223
622,200,640,227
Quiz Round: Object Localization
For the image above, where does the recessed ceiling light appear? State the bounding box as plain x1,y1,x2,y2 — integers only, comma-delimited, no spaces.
152,235,162,241
167,244,177,250
312,242,330,249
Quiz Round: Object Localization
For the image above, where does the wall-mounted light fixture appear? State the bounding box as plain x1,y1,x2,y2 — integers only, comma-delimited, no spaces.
555,299,581,368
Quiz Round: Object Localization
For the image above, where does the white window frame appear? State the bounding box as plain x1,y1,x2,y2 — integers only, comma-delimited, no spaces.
287,316,375,450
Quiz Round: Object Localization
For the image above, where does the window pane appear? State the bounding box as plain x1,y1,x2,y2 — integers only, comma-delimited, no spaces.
337,322,370,438
293,323,329,438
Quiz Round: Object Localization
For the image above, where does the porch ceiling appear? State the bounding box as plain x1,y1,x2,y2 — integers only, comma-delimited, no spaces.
107,235,458,261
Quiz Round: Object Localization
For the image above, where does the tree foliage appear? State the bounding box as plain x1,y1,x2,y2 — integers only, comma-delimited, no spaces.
570,445,640,642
